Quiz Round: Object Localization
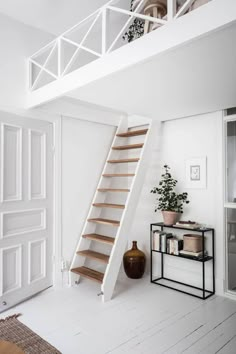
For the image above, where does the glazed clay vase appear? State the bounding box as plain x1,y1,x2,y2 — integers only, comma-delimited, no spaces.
123,241,146,279
162,211,180,226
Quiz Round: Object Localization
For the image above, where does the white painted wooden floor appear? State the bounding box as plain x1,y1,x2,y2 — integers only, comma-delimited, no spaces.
2,275,236,354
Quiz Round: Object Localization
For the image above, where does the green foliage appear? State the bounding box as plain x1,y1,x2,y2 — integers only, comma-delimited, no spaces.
123,0,144,43
150,165,190,213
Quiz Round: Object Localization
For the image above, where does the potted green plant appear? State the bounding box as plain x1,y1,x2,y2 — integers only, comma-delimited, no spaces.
151,165,190,225
123,0,144,43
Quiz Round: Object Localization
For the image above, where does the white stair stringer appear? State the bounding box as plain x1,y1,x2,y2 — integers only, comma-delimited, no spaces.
69,116,129,286
69,116,155,301
101,120,154,302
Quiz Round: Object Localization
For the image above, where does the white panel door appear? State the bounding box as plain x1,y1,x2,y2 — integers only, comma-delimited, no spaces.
0,111,54,312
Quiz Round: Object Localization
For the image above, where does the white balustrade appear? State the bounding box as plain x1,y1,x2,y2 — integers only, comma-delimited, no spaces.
29,0,210,91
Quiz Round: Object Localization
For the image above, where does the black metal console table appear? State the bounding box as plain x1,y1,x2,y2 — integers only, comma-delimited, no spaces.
150,222,215,300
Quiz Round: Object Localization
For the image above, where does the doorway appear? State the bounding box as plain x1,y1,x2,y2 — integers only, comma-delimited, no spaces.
224,115,236,294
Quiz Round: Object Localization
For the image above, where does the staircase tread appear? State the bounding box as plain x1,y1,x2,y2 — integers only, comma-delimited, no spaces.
93,203,125,209
88,218,120,226
71,266,104,283
107,158,139,163
98,188,130,192
102,173,135,177
83,233,115,244
112,143,144,150
116,129,148,137
77,250,109,263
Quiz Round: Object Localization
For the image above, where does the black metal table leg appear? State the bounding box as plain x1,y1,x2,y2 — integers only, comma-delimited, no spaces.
161,253,164,278
202,231,205,299
150,224,153,282
212,230,215,293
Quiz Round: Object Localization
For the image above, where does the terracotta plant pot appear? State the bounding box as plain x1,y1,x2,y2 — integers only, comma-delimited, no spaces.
162,211,180,226
123,241,146,279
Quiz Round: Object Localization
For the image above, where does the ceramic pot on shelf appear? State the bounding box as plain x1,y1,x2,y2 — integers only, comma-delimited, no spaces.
123,241,146,279
162,210,180,226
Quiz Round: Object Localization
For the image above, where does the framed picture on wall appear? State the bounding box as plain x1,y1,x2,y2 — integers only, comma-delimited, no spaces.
185,157,207,189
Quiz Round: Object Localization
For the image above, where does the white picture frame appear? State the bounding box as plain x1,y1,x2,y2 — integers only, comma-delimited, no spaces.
185,157,207,189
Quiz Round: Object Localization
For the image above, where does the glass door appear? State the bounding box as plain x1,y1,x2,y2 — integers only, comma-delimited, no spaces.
225,117,236,293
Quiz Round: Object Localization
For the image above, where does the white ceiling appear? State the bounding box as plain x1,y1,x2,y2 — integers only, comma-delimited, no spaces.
68,22,236,121
0,0,108,35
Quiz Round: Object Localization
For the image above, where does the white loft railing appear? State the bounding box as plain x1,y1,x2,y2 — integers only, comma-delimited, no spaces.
29,0,210,91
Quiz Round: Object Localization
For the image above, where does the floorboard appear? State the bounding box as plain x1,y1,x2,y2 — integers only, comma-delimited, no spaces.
2,275,236,354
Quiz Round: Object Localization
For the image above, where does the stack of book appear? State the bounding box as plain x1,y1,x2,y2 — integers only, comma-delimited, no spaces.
168,238,183,255
173,221,200,229
152,230,183,255
179,250,208,260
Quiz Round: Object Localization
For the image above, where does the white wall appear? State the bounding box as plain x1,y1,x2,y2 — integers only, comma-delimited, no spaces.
0,0,109,36
61,116,116,268
40,97,121,126
0,13,53,109
130,111,224,294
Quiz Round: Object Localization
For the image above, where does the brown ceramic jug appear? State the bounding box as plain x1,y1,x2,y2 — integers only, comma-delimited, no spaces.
123,241,146,279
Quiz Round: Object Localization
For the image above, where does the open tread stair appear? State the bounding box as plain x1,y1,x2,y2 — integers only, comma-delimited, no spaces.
97,188,130,192
112,143,144,150
71,266,104,283
82,233,115,245
88,218,120,227
116,129,148,137
93,203,125,209
70,119,150,301
107,158,139,164
77,250,109,263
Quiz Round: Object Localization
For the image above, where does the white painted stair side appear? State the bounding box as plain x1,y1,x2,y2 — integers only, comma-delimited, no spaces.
70,116,154,302
69,116,128,287
101,120,154,301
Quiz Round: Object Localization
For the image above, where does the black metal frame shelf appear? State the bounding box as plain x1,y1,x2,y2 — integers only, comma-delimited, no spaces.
152,249,213,263
150,222,215,300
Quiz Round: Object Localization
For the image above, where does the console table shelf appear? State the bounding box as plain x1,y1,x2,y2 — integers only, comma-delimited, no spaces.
150,222,215,300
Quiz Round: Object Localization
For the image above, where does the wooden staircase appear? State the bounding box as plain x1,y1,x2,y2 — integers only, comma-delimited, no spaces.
87,218,120,227
70,118,152,301
71,267,104,283
107,158,140,164
92,203,125,209
82,233,115,245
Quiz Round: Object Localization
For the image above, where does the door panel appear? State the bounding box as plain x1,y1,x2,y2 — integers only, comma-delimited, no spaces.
0,111,53,312
2,208,46,238
1,124,22,202
29,129,46,200
1,245,22,296
28,239,46,284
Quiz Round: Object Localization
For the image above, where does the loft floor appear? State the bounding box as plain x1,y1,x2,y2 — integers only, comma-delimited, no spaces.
2,276,236,354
